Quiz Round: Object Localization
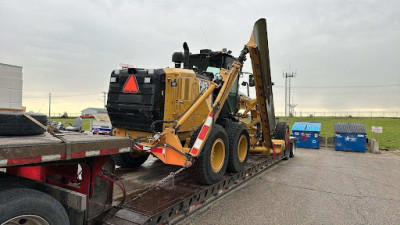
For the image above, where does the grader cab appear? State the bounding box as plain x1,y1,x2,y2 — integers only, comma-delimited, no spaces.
107,18,294,184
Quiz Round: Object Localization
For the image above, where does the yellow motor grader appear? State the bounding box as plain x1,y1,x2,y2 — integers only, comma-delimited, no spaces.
107,19,294,184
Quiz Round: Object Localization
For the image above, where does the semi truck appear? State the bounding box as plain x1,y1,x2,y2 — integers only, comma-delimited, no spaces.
0,18,295,225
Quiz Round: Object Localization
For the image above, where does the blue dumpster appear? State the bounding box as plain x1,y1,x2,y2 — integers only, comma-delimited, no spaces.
334,122,367,152
291,122,321,149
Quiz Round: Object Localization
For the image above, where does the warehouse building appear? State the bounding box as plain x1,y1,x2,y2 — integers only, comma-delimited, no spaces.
0,63,23,110
81,108,107,115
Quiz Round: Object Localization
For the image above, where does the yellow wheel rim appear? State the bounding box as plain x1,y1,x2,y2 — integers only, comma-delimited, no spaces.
210,138,225,173
237,135,248,162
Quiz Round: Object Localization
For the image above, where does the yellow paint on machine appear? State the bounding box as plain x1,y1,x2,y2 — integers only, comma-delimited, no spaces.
162,68,212,135
249,139,285,154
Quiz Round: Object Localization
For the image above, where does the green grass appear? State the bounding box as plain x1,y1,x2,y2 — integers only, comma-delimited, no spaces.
278,117,400,149
49,118,93,131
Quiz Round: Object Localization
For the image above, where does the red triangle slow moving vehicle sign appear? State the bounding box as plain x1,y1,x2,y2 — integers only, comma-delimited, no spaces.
123,75,139,93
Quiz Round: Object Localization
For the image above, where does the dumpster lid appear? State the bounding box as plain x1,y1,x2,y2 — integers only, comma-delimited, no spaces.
334,122,366,134
292,122,321,132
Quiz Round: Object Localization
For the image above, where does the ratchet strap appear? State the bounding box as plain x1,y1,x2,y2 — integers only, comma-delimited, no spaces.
22,112,73,160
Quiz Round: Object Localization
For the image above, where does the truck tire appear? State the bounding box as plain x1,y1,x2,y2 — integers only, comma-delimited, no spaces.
190,124,229,184
0,112,47,136
290,143,295,158
275,121,290,160
112,153,149,168
0,188,69,225
225,122,250,173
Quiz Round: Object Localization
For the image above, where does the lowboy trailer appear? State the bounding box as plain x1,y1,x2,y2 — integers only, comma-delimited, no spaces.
0,132,295,225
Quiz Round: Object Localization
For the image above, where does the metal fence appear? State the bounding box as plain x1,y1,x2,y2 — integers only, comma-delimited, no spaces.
49,113,81,118
276,111,400,118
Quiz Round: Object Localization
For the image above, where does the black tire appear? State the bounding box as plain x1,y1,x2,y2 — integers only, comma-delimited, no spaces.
190,124,229,184
0,112,47,136
290,143,295,158
225,122,250,173
275,121,290,160
0,188,69,225
112,153,149,168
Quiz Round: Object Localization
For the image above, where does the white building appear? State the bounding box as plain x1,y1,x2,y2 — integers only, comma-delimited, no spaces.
81,108,107,115
0,63,23,110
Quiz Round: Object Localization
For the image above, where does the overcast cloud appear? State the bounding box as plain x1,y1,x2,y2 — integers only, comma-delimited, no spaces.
0,0,399,115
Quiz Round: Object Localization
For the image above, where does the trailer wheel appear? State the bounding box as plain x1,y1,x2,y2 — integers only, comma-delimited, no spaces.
225,122,250,173
112,153,149,168
290,143,295,158
275,122,290,160
0,112,47,136
0,188,69,225
191,124,229,184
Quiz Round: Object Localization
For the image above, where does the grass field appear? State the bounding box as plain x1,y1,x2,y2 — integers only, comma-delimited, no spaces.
279,117,400,149
51,117,400,149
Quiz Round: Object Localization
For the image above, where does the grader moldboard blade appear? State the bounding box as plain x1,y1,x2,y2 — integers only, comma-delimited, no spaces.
246,18,276,149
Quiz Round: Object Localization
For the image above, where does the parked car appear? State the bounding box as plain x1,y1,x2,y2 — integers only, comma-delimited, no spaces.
80,114,94,118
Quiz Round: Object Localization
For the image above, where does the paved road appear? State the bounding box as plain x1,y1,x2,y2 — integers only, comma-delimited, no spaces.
179,148,400,225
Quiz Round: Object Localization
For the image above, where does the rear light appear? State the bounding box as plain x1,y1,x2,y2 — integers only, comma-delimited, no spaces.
144,77,151,83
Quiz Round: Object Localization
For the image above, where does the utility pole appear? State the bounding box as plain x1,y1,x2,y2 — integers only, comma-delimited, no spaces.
289,104,297,116
283,70,296,117
48,93,51,118
289,96,297,117
102,92,107,108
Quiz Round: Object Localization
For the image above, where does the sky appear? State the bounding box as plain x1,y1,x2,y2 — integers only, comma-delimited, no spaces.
0,0,399,116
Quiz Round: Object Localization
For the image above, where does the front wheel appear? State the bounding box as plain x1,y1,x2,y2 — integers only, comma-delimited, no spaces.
0,188,70,225
226,122,250,173
192,124,229,184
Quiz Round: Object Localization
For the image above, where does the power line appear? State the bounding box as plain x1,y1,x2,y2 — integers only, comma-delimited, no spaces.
289,91,400,95
54,93,102,98
200,26,212,49
274,84,400,89
23,92,103,99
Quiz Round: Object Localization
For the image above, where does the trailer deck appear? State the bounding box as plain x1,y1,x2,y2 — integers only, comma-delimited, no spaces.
0,132,131,167
106,149,292,225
